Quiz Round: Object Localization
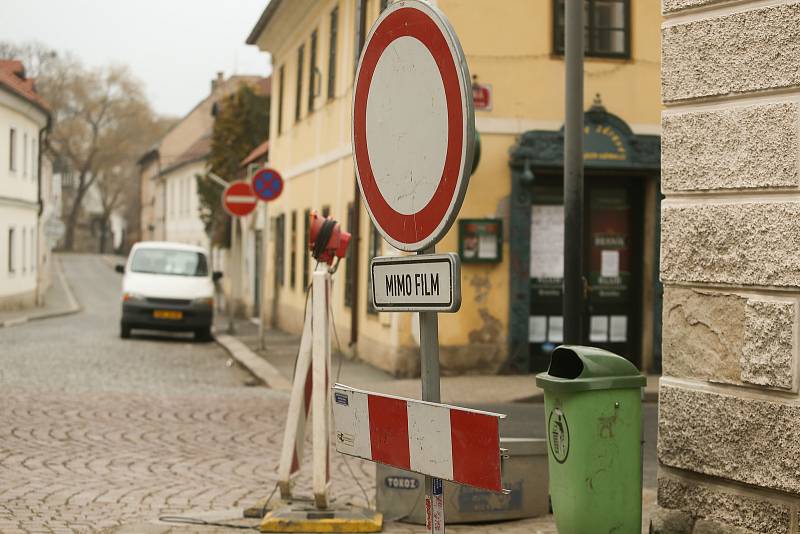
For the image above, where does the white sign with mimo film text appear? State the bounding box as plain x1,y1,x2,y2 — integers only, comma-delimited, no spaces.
371,254,461,313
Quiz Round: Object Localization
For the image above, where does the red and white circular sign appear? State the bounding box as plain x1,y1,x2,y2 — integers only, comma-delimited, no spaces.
222,180,257,217
352,0,475,252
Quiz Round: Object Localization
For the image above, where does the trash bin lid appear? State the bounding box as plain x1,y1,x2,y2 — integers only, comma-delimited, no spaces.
535,345,646,392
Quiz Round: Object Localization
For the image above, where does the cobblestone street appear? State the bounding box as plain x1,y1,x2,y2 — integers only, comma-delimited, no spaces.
0,255,655,533
0,255,377,533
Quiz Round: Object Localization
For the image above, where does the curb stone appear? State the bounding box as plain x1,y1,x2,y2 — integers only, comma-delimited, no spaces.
214,332,293,391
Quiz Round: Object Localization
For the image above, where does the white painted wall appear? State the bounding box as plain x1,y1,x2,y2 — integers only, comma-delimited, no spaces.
0,89,47,308
163,160,210,251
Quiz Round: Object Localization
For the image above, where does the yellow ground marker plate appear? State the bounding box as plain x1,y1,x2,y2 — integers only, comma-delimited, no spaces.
259,505,382,533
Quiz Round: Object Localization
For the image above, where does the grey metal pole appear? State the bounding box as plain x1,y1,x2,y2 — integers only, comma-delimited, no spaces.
227,217,238,335
418,245,444,533
564,0,585,345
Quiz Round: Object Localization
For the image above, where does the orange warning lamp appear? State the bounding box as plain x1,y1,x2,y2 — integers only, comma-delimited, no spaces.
308,211,351,266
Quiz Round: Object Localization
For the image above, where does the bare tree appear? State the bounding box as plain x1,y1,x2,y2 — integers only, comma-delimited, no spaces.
0,40,61,78
2,41,171,251
49,63,153,250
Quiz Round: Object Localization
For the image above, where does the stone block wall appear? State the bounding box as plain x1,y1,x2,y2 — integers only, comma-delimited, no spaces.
658,1,800,532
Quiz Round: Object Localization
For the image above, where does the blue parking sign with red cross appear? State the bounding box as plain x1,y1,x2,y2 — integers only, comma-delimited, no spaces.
251,168,284,202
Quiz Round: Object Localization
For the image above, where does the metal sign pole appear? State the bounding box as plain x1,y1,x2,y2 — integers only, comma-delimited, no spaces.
228,217,238,335
419,245,444,533
259,201,268,348
564,0,585,344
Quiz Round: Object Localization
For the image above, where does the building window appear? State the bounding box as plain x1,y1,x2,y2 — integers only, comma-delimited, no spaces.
328,7,338,100
344,203,354,308
275,214,286,286
366,223,382,314
30,227,35,273
553,0,630,59
303,209,311,289
23,133,28,177
8,228,15,273
277,65,285,135
354,0,368,74
308,29,318,113
9,128,16,171
21,228,26,273
290,211,297,289
295,45,304,122
31,137,37,179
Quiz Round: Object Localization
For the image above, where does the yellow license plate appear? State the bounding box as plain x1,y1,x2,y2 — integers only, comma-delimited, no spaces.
153,310,183,320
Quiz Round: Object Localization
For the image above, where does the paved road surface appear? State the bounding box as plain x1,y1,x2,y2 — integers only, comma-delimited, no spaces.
0,254,656,533
0,254,372,533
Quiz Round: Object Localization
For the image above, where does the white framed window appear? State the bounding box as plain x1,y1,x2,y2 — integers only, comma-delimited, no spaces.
9,128,16,172
23,133,28,177
30,227,35,273
183,177,188,216
8,227,15,273
31,137,37,180
186,177,192,216
21,228,27,273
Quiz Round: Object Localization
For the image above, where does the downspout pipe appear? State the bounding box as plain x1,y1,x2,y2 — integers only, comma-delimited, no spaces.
350,0,369,347
36,116,51,304
37,118,50,217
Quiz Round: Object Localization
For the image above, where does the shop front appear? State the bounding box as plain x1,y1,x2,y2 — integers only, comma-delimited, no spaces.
507,102,661,373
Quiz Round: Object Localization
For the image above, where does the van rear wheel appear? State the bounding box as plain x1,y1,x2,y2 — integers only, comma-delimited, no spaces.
194,327,212,342
120,324,131,339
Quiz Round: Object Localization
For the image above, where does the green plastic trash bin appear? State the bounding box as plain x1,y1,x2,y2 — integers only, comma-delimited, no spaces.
536,345,646,534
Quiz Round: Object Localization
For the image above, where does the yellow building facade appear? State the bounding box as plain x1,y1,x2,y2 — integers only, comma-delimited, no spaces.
248,0,661,376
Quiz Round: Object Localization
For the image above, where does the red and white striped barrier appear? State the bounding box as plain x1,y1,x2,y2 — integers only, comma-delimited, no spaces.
332,385,506,492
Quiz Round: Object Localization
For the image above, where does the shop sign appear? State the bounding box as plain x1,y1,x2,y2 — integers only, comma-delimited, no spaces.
370,253,461,313
584,123,628,162
472,83,492,111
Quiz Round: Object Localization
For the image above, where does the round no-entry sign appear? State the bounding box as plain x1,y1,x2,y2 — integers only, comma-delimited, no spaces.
222,180,257,217
352,0,475,252
252,167,284,202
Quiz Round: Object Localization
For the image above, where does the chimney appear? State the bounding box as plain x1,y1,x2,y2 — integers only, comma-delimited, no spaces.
211,71,224,92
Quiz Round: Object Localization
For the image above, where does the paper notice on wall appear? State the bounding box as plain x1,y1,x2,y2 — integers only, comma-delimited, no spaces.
478,233,497,259
547,316,563,343
601,250,620,278
530,205,564,278
610,315,627,342
589,315,609,342
529,316,547,343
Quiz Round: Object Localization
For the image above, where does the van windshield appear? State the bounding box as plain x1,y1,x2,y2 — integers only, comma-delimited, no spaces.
130,249,209,277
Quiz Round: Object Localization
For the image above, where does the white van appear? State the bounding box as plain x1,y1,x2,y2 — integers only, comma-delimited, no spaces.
116,241,222,341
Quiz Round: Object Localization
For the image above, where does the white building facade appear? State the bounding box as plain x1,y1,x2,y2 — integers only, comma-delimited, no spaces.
163,157,210,250
0,60,50,310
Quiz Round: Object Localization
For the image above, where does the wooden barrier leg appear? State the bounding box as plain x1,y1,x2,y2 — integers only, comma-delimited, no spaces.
312,266,331,509
276,296,313,499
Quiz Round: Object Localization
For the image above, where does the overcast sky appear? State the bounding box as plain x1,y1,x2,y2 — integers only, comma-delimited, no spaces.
0,0,273,118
